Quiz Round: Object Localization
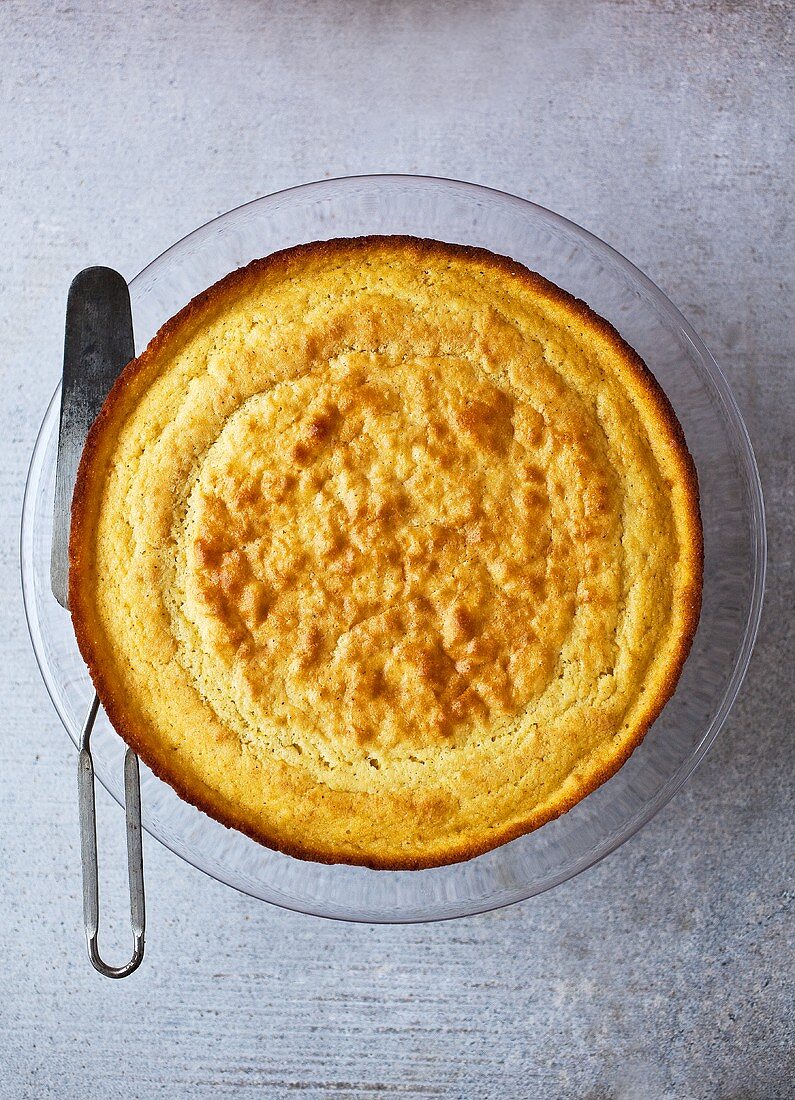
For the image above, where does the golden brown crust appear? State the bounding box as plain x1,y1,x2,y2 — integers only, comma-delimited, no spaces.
69,235,703,869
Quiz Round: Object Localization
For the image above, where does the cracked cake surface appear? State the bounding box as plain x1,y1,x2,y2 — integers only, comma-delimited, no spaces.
69,236,702,868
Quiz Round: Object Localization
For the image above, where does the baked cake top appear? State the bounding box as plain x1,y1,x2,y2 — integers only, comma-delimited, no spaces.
69,236,702,868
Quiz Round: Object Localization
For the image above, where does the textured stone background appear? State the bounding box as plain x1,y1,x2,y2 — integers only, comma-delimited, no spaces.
1,2,792,1097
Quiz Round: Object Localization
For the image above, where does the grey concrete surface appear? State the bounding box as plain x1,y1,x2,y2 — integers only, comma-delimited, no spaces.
1,2,792,1097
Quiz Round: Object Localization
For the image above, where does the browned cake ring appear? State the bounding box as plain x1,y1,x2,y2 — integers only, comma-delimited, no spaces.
69,236,702,869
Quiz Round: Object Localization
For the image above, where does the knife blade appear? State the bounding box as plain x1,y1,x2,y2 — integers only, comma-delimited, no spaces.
51,267,134,609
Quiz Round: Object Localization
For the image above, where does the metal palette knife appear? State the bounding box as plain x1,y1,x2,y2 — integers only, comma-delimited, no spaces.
52,268,145,978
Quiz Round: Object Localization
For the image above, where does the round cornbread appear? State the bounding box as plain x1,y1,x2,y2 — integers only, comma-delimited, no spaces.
69,236,702,869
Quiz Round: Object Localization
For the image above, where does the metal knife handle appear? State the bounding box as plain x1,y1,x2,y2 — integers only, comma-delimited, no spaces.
78,694,145,978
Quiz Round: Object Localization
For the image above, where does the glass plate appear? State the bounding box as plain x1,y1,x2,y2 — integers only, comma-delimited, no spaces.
21,175,766,922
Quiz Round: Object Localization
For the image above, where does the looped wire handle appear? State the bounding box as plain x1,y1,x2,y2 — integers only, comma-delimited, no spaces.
77,693,145,978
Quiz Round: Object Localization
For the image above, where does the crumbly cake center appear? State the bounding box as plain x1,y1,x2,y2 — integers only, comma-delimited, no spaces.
169,349,626,764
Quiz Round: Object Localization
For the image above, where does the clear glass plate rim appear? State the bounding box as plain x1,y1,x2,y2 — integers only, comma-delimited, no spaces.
20,175,767,922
